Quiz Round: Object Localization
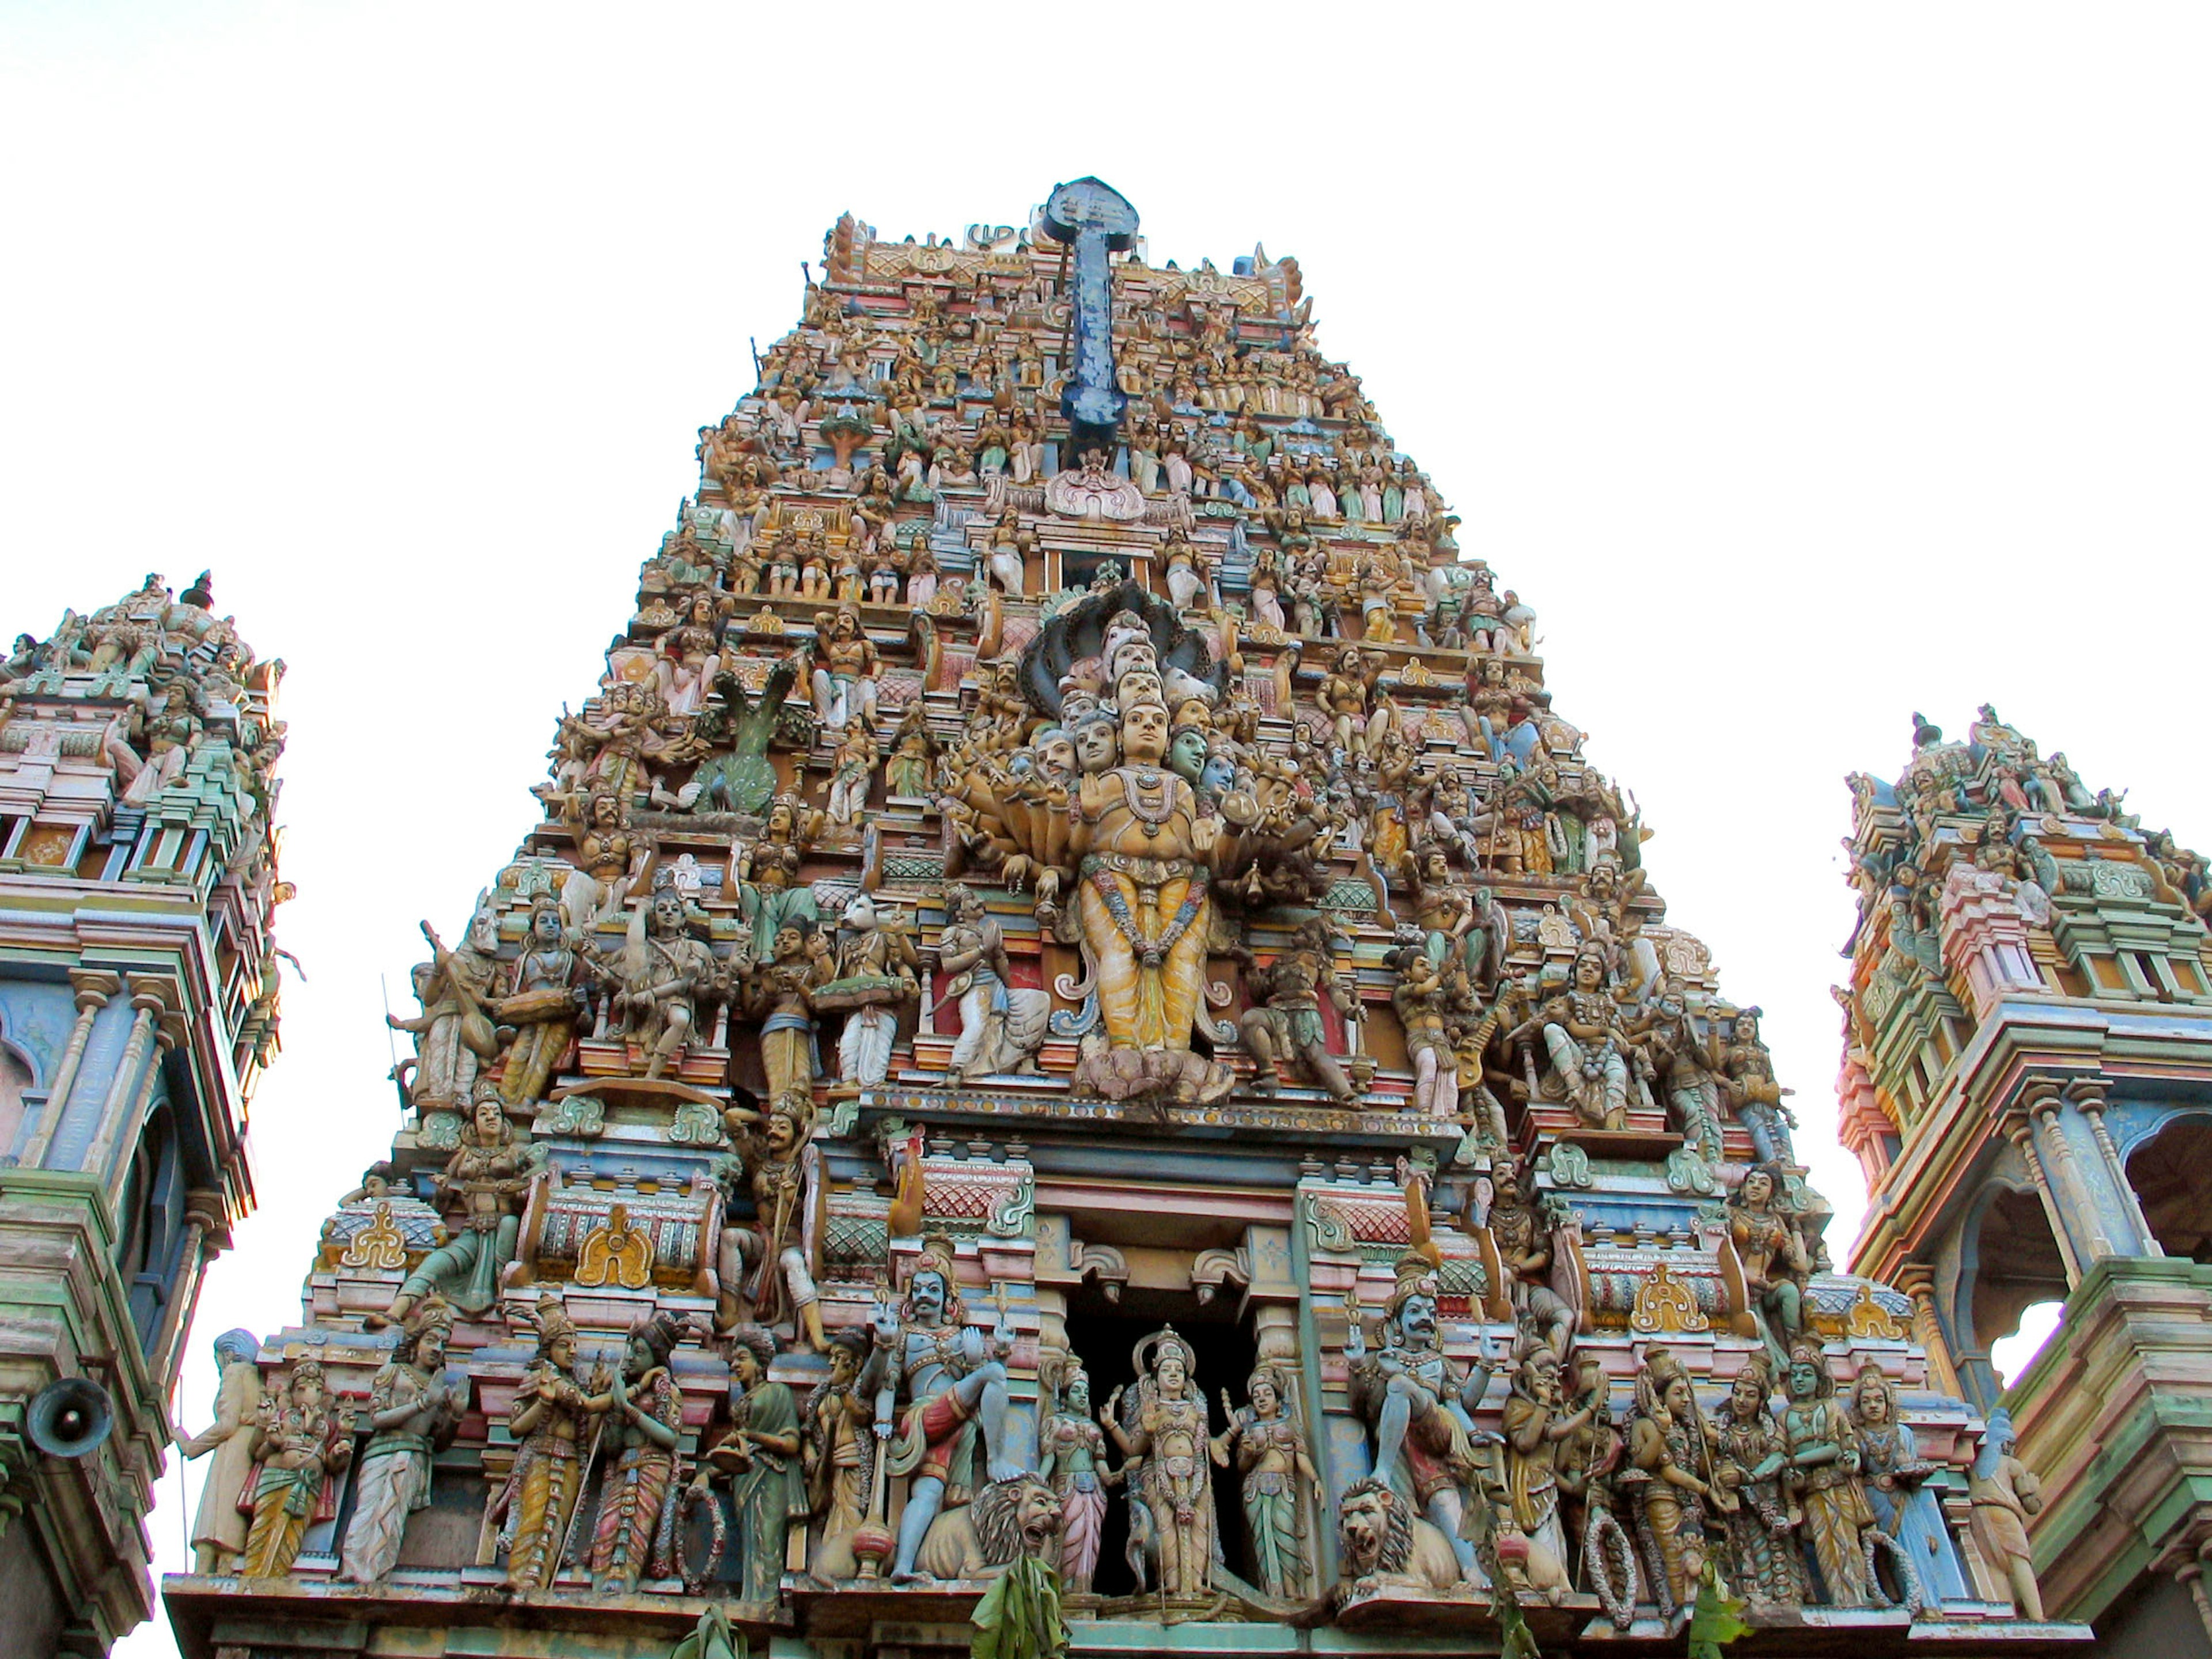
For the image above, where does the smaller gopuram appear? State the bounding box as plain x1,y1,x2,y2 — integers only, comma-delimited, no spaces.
0,574,288,1655
1841,706,2212,1653
156,184,2088,1658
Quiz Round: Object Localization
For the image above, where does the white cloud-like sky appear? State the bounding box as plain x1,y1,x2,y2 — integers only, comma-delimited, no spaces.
3,5,2204,1650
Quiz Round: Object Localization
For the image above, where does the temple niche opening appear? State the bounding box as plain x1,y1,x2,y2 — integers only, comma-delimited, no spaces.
144,182,2092,1658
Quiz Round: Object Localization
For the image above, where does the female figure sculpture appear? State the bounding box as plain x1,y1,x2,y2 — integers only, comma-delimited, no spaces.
1850,1362,1968,1605
1219,1363,1317,1600
1101,1328,1225,1599
1730,1166,1810,1368
696,1324,805,1605
339,1296,461,1584
499,895,581,1105
733,794,822,965
1627,1344,1718,1614
802,1330,873,1566
587,1312,685,1594
1037,1355,1119,1596
1707,1353,1802,1608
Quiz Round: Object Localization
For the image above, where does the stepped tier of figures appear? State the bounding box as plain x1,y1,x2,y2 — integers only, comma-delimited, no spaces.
150,187,2075,1657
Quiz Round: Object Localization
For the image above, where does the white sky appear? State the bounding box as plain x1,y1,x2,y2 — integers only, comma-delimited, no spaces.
2,5,2205,1652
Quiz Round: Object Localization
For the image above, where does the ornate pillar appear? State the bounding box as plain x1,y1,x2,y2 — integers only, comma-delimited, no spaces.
79,975,176,1193
1894,1264,1965,1400
2002,1104,2082,1286
17,968,119,1168
2069,1077,2163,1258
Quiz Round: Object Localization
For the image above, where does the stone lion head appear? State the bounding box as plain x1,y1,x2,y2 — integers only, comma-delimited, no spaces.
971,1473,1066,1566
1337,1476,1412,1579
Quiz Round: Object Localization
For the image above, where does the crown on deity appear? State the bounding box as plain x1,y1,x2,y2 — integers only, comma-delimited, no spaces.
903,1231,965,1320
1383,1250,1439,1319
406,1292,456,1342
532,1293,578,1353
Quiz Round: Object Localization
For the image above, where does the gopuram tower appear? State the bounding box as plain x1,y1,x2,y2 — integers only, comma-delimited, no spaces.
0,575,286,1655
154,183,2088,1658
1841,708,2212,1652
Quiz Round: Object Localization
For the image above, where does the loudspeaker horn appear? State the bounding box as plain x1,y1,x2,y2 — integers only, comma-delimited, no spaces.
26,1376,115,1459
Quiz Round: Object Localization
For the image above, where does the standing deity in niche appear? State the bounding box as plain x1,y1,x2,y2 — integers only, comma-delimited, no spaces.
1236,914,1359,1103
178,1330,263,1575
695,1324,805,1605
1627,1344,1717,1614
1218,1363,1317,1600
1100,1328,1225,1599
1850,1362,1968,1605
802,1330,873,1568
1037,1354,1120,1597
821,892,918,1089
1969,1409,2045,1621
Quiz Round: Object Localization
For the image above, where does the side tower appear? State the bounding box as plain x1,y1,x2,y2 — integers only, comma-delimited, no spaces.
1841,705,2212,1647
0,575,287,1654
162,190,2081,1659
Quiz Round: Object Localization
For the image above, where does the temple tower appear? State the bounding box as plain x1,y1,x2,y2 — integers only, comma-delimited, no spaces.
0,575,287,1655
1841,704,2212,1651
139,189,2082,1658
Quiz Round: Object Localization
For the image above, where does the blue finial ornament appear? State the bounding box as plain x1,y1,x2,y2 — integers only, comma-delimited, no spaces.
1041,177,1139,456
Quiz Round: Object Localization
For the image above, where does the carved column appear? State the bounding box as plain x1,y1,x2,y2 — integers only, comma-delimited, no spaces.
79,975,177,1193
2069,1077,2163,1258
1894,1264,1965,1400
18,968,120,1168
1998,1104,2081,1290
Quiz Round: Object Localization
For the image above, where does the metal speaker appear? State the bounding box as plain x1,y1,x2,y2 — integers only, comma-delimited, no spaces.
26,1376,114,1459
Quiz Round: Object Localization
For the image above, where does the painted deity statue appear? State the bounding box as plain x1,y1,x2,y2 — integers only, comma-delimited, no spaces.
339,1296,462,1584
810,603,880,731
1850,1362,1970,1605
177,1329,263,1574
1037,1355,1119,1596
586,1312,685,1594
1101,1327,1226,1599
1218,1362,1318,1600
1346,1252,1494,1580
1969,1408,2045,1621
240,1359,351,1579
373,1086,543,1327
1706,1353,1803,1609
858,1234,1019,1582
1237,914,1359,1103
499,895,582,1105
1537,943,1631,1130
821,892,919,1089
802,1331,874,1570
1718,1005,1796,1165
1630,977,1725,1166
1627,1344,1719,1615
1729,1165,1810,1369
1483,1156,1577,1361
498,1296,615,1592
386,899,501,1113
722,1090,825,1351
604,888,719,1080
732,794,823,966
938,881,1050,1082
1781,1343,1876,1607
743,919,833,1101
1499,1344,1592,1579
696,1324,805,1605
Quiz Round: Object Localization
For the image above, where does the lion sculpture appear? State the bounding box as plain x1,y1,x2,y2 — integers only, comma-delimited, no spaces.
1335,1476,1466,1597
911,1473,1066,1581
